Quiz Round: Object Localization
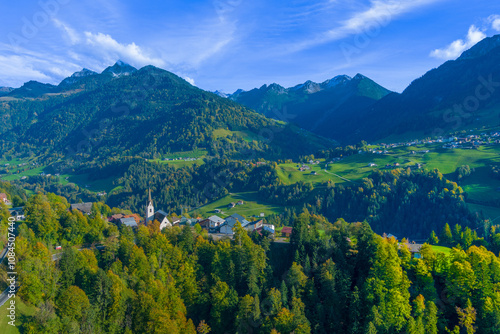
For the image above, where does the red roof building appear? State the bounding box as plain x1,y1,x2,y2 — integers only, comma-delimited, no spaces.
281,226,293,237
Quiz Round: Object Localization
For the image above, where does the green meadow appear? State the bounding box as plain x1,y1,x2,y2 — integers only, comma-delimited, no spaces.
190,191,285,219
0,298,37,334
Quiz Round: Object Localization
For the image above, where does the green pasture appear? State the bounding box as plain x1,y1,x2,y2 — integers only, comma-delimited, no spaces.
0,298,37,334
190,191,285,218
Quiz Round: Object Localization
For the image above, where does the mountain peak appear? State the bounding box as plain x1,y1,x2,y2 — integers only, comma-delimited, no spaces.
213,90,229,98
459,34,500,60
102,61,137,77
70,68,98,78
353,73,367,80
320,75,352,89
115,60,129,67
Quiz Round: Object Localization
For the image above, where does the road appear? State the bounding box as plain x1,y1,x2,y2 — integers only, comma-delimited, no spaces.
323,169,354,183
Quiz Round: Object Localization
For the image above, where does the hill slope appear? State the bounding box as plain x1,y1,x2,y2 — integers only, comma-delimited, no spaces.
0,63,330,162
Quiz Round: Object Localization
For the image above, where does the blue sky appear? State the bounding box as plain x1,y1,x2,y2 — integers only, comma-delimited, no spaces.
0,0,499,93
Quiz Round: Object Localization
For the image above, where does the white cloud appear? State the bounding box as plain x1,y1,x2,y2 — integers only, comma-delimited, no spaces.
488,15,500,32
84,32,165,68
52,18,81,45
286,0,444,52
0,54,53,87
430,25,486,60
183,76,196,86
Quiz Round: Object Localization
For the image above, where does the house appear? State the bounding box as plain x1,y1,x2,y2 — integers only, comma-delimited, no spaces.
70,202,93,215
207,215,225,232
108,214,124,222
215,209,221,213
198,218,210,230
255,224,275,236
260,213,265,218
281,227,293,238
310,171,317,175
262,224,275,234
226,213,250,226
387,233,398,240
368,163,377,167
237,200,244,205
180,217,199,226
245,219,264,232
119,217,138,228
153,210,171,230
228,202,236,209
405,243,423,259
220,214,250,234
169,216,181,225
0,193,11,205
9,208,25,221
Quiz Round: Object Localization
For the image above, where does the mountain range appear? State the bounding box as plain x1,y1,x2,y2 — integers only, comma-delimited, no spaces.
228,74,391,141
2,33,500,162
0,61,329,164
229,34,500,143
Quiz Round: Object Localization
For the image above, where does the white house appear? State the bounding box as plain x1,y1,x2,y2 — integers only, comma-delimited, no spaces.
207,215,225,232
153,210,171,230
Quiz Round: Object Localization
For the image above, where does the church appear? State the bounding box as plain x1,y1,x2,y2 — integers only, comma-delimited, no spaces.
145,189,172,230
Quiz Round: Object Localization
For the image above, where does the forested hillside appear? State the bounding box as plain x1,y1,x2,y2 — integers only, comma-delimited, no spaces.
3,189,500,334
0,63,329,165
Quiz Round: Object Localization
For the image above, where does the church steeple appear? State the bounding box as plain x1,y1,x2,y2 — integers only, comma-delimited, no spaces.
146,188,154,223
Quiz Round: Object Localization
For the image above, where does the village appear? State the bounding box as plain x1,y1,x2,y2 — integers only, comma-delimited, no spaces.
0,189,293,243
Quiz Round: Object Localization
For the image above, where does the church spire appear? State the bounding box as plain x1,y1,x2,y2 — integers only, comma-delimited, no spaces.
146,188,154,223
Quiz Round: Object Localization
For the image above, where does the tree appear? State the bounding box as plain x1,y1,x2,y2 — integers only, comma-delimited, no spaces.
24,193,60,243
457,299,476,334
197,320,211,334
194,223,202,234
441,223,453,245
58,247,80,289
427,230,439,245
209,280,238,333
57,286,90,321
424,301,438,334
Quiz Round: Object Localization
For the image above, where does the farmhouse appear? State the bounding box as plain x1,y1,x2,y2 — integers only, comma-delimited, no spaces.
405,243,423,259
220,214,250,234
0,193,11,205
281,227,293,238
119,217,138,228
207,215,225,232
70,202,93,215
245,219,264,232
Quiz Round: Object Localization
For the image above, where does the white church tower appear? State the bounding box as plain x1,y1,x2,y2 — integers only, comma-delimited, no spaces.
146,188,154,223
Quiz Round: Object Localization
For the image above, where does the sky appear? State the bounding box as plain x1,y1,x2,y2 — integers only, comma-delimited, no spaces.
0,0,500,93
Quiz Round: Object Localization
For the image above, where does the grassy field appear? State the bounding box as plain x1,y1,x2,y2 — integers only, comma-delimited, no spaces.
466,202,500,221
158,159,204,169
431,245,452,255
64,173,119,194
190,191,285,218
0,298,37,334
1,166,46,181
